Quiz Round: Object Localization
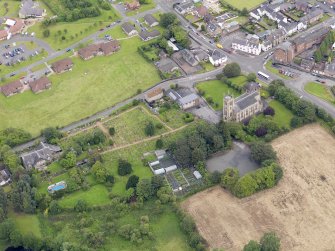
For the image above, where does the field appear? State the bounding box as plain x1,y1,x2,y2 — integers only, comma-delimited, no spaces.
9,212,42,238
0,33,161,136
268,100,294,128
182,124,335,251
304,82,335,104
0,0,20,17
222,0,265,10
197,80,240,110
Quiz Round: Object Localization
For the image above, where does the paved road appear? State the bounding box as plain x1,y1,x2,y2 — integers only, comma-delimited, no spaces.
7,35,55,54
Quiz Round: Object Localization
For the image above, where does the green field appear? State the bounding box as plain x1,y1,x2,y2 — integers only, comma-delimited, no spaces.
28,6,120,50
304,82,335,104
0,0,20,17
268,100,294,128
222,0,265,10
0,33,161,136
103,107,168,146
9,212,42,238
197,80,240,110
59,184,110,208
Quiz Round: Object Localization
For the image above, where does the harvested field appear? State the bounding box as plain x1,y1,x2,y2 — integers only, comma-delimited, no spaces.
182,124,335,251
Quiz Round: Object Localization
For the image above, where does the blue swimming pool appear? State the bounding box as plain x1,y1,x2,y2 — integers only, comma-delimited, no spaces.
52,184,66,191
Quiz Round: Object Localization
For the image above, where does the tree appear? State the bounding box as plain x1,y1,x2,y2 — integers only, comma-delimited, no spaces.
43,29,50,38
109,127,115,136
246,73,257,82
201,24,206,31
221,168,239,191
159,13,178,28
233,174,258,198
49,200,62,215
155,138,163,149
118,159,132,176
41,127,63,144
74,200,88,212
241,7,248,16
60,151,76,169
92,161,108,183
260,232,280,251
223,63,241,78
126,175,139,190
250,142,277,164
151,175,164,195
243,240,261,251
145,121,155,136
136,179,153,200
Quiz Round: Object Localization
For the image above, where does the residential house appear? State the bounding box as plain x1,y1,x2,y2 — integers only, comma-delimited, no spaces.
267,28,287,46
232,34,262,55
121,22,138,36
0,168,11,186
209,49,227,66
223,82,263,122
29,76,51,93
174,1,195,15
278,21,299,35
300,58,315,71
312,62,326,75
250,9,261,20
221,21,239,35
194,50,209,62
20,142,62,170
1,80,24,97
0,30,8,41
19,0,45,18
139,30,160,41
206,22,221,37
145,88,164,102
156,58,180,73
273,41,295,64
78,41,120,60
126,0,140,10
300,9,323,25
261,40,272,51
166,89,200,110
295,0,309,12
181,49,198,66
144,14,159,27
51,58,73,74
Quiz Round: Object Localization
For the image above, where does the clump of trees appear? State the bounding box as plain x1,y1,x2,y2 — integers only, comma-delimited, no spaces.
243,232,281,251
41,127,64,144
223,62,241,78
0,128,32,147
314,31,335,62
118,159,133,176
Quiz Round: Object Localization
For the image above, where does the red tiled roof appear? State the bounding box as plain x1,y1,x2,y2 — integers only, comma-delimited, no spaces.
1,80,24,96
51,58,73,73
29,76,51,93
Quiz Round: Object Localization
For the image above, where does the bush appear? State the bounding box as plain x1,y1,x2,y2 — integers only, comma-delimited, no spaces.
41,127,63,144
263,106,275,116
109,127,115,136
74,200,89,212
210,171,221,184
290,116,303,128
221,168,239,191
260,232,280,251
243,240,261,251
233,174,258,198
118,159,133,176
126,175,139,190
246,73,256,82
155,139,164,149
144,121,155,136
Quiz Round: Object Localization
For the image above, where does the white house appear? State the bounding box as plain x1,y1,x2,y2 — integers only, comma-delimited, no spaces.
209,49,227,66
231,35,262,55
250,10,261,20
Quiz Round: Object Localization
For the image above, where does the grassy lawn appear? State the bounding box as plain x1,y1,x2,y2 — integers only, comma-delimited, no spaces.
265,60,291,80
197,80,240,110
159,107,187,129
230,75,247,87
28,7,120,50
103,107,168,146
222,0,265,10
58,184,110,208
304,82,335,104
0,0,20,17
125,2,156,16
9,211,42,238
268,100,294,128
0,33,161,136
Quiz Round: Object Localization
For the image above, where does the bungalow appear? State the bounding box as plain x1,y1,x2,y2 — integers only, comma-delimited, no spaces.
209,49,227,66
29,76,51,93
78,41,120,60
121,22,138,36
1,80,24,97
51,58,73,74
156,58,180,73
145,88,164,102
174,1,195,15
143,14,159,27
20,142,62,170
139,30,160,41
19,0,45,19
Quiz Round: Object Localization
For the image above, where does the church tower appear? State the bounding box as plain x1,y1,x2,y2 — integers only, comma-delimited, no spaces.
223,95,234,122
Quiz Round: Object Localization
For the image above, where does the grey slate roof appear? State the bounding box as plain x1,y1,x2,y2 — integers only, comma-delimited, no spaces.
211,49,226,61
181,49,198,66
157,58,179,73
139,29,160,40
143,14,158,26
121,22,136,34
177,93,198,105
21,142,61,169
20,0,43,17
235,92,259,111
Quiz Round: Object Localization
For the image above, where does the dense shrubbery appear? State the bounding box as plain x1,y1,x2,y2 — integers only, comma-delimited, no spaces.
41,127,64,144
0,128,32,147
223,63,241,78
243,232,280,251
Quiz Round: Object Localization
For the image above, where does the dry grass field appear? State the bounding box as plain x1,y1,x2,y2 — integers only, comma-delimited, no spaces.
182,124,335,251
